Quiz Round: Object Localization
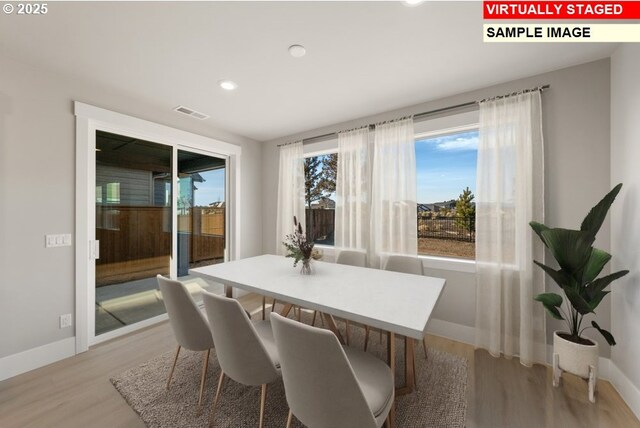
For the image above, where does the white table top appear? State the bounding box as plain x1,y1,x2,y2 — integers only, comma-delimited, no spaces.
191,254,446,340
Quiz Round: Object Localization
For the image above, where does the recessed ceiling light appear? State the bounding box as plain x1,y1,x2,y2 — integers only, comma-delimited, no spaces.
218,80,238,91
403,0,425,6
288,44,306,58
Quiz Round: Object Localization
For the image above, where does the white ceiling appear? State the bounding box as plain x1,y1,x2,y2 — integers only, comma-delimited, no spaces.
0,2,616,142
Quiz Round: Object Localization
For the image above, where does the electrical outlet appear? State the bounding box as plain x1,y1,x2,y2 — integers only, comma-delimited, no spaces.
60,314,72,329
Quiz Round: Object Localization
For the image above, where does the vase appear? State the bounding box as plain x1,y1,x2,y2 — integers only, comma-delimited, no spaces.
300,258,312,275
552,331,599,403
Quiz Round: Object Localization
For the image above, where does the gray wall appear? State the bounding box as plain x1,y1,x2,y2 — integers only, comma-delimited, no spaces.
261,59,612,357
0,56,262,358
611,44,640,394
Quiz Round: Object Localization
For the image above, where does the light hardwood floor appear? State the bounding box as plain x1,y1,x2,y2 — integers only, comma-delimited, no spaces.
1,293,638,428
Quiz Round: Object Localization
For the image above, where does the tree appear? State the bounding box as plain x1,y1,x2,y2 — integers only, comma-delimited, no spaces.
304,156,324,208
318,153,337,195
455,187,476,232
304,154,338,208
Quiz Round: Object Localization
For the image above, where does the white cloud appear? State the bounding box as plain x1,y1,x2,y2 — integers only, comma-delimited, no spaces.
418,132,479,152
435,136,478,151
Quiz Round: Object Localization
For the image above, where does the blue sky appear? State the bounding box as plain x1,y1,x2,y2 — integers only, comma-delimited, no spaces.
193,169,225,206
415,130,478,203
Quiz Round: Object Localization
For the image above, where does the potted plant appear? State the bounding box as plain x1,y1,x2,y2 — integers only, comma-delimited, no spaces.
283,216,322,274
530,183,628,403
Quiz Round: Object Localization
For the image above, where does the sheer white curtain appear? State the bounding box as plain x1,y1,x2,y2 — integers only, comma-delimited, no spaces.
369,118,417,268
475,91,546,366
335,127,370,252
276,141,305,255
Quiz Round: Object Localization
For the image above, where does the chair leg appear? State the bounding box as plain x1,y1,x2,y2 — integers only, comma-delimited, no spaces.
422,336,428,359
166,345,181,390
271,298,277,312
364,326,370,352
259,384,268,428
262,296,266,320
311,310,318,326
286,409,293,428
209,372,226,427
198,350,211,407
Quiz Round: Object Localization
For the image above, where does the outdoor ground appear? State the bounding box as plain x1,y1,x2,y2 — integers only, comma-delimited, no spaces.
419,238,475,260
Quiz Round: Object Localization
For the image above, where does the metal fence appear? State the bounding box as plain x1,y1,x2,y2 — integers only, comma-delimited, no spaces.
417,216,476,242
303,209,475,244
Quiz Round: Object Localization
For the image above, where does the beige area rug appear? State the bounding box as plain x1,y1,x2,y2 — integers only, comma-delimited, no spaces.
111,313,468,427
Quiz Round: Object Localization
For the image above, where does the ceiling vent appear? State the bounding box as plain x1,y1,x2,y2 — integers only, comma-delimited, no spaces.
173,105,210,120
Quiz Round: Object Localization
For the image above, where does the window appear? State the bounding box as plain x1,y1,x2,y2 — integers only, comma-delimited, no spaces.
106,182,120,204
304,153,337,245
415,127,478,260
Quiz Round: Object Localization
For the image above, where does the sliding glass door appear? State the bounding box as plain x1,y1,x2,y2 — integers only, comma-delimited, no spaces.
176,149,227,304
93,131,226,337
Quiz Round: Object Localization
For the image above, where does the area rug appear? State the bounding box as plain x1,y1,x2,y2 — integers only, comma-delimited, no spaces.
111,315,468,427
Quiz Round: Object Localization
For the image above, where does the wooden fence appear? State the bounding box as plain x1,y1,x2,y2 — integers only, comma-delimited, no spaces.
305,209,335,245
96,206,225,286
96,206,171,286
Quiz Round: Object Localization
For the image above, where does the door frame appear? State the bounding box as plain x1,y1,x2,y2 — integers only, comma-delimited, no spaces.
175,145,231,278
75,102,241,353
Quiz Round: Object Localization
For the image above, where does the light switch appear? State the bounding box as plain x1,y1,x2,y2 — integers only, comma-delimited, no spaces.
45,234,73,248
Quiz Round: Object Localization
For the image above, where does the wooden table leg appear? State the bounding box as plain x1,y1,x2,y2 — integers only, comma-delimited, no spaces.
386,332,397,428
395,336,417,396
322,313,346,345
405,337,415,391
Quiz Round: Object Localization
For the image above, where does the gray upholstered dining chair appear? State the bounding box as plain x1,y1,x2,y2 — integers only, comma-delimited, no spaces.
383,255,428,359
202,291,281,428
157,275,214,408
384,255,423,276
335,250,367,346
336,249,367,267
270,313,394,428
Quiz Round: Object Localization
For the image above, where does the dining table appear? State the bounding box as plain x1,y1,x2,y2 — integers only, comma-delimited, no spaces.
192,254,446,427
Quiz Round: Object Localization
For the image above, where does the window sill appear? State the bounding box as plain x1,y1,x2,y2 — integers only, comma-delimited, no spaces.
418,255,476,274
315,245,336,258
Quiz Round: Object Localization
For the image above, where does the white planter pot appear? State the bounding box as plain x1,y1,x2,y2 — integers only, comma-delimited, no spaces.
552,331,599,402
553,331,598,378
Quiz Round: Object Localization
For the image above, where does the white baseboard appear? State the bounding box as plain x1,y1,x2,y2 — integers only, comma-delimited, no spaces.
609,360,640,420
0,337,76,382
427,318,614,379
427,318,476,345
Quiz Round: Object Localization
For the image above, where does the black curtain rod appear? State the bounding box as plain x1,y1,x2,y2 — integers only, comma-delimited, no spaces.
277,84,549,147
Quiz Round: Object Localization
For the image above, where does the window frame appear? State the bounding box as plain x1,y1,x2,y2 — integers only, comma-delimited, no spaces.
414,123,479,266
300,115,480,272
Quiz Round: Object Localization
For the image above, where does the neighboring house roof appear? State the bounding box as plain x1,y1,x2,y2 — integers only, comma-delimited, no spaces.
418,200,457,212
311,197,335,209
